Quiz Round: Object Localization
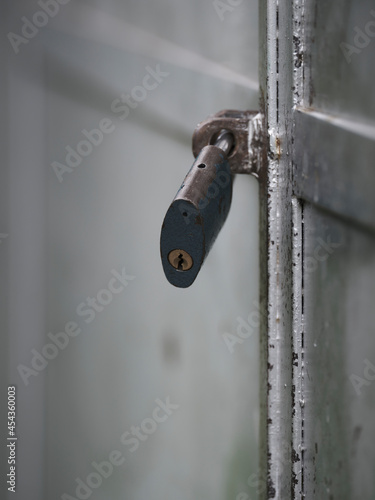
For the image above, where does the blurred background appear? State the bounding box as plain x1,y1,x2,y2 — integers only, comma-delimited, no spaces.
1,1,260,499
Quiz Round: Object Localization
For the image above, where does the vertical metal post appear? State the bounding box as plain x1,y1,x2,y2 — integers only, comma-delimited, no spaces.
258,0,295,498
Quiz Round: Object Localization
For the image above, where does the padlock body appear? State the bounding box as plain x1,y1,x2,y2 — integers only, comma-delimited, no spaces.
160,145,233,288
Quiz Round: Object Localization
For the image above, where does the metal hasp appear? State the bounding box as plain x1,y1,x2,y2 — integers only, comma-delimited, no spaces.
160,110,263,288
193,109,263,176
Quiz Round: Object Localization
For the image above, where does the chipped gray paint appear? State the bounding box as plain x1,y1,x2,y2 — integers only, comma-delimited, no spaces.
259,0,294,498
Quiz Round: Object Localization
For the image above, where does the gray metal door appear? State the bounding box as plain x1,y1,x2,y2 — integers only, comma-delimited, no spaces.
259,0,375,498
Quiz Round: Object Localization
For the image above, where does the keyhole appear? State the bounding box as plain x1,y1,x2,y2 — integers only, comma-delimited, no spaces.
168,249,193,271
176,253,185,270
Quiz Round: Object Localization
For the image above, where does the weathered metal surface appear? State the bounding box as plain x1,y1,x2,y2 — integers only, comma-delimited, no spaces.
261,0,375,498
290,0,375,498
291,197,304,498
259,0,294,497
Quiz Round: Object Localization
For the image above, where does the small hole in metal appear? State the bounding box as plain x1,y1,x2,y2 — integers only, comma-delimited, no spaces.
182,212,188,217
197,163,206,169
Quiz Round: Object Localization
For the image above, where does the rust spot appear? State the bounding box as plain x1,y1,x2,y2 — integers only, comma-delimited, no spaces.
275,136,281,160
194,214,203,226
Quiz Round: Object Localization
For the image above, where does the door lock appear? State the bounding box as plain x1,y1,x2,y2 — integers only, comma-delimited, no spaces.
160,110,263,288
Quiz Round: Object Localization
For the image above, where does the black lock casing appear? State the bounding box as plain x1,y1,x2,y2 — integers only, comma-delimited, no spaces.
160,145,233,288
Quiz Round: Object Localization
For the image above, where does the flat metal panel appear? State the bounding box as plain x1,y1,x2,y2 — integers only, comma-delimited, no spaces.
297,203,375,498
303,0,375,121
293,108,375,231
291,0,375,497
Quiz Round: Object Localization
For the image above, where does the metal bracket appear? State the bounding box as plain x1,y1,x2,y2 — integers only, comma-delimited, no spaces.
192,109,264,176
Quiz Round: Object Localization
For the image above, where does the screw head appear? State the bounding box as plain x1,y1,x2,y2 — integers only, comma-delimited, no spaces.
168,249,193,271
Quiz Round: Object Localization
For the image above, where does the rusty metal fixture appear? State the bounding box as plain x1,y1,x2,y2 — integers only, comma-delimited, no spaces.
192,109,263,176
